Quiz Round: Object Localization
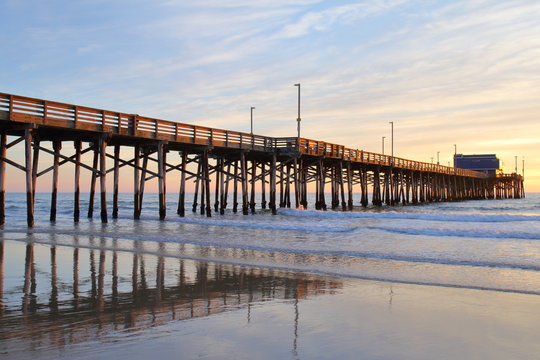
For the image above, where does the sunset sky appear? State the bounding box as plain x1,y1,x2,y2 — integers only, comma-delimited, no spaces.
1,0,538,192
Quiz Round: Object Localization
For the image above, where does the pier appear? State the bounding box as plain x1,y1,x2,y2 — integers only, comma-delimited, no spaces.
0,92,525,226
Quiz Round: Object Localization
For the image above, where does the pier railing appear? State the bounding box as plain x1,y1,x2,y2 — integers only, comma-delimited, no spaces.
0,92,276,152
0,92,487,179
294,137,489,179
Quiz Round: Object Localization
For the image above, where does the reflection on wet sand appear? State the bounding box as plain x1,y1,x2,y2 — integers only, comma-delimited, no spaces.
0,239,341,355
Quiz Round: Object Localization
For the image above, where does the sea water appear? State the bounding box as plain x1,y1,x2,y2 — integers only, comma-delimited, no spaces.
0,192,539,359
1,192,539,294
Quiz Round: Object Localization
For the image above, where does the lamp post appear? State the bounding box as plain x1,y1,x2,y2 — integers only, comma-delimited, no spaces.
453,144,457,167
250,106,255,135
515,155,518,174
294,83,301,138
437,151,440,165
388,121,393,164
382,136,385,155
522,157,525,177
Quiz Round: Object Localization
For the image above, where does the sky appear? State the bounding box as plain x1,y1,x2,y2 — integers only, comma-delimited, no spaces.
0,0,538,192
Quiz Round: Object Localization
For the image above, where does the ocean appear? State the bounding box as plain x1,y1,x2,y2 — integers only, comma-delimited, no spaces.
1,192,539,359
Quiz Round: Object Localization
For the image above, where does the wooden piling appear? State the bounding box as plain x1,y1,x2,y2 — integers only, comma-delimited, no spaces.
88,145,98,219
293,158,300,209
192,159,201,213
158,142,166,220
220,160,228,215
240,152,249,215
261,162,266,209
133,145,141,219
347,162,353,210
112,144,120,219
214,156,221,212
50,141,61,222
339,161,346,211
250,159,256,213
203,150,212,217
0,132,6,226
31,139,39,203
25,128,34,227
136,149,149,220
233,160,238,213
74,141,81,222
177,151,187,217
270,155,277,215
99,137,108,223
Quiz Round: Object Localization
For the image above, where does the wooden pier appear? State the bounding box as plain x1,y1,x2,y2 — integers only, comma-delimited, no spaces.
0,92,525,226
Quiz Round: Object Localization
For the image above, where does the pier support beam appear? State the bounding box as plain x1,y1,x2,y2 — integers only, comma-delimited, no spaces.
99,137,108,223
50,141,61,222
74,141,81,222
25,128,34,227
88,145,98,219
270,155,277,215
157,142,166,220
0,132,6,226
177,151,187,217
133,145,141,219
240,152,249,215
233,160,239,213
112,145,120,219
250,159,256,213
203,150,211,217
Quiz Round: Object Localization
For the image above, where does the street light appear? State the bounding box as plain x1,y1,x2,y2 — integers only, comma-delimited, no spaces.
437,151,440,165
453,144,457,167
388,121,394,164
250,106,255,135
382,136,386,155
294,83,301,138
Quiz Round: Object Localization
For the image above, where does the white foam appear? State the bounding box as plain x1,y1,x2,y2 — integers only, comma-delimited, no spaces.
279,208,540,223
370,226,540,240
132,214,357,233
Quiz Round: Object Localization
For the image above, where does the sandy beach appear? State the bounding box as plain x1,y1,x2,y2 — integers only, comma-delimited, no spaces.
1,238,539,360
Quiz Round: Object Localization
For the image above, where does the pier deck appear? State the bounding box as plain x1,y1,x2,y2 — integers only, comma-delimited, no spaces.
0,92,524,226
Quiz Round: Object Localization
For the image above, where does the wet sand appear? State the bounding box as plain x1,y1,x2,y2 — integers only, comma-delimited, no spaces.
1,239,539,360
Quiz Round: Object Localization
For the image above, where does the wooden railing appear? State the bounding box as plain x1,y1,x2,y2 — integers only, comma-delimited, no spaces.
0,92,488,179
0,92,276,152
295,138,489,179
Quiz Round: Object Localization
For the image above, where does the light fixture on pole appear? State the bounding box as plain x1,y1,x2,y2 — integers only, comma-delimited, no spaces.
437,151,440,165
382,136,385,155
250,106,255,135
522,157,525,177
515,155,518,174
453,144,457,167
294,83,301,138
388,121,394,165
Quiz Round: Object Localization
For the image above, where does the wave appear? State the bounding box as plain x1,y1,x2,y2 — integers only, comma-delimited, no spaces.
370,226,540,240
133,215,357,233
279,208,540,223
3,234,540,297
3,228,540,271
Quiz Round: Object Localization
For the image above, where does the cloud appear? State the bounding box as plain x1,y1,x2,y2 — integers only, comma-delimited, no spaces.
274,1,407,38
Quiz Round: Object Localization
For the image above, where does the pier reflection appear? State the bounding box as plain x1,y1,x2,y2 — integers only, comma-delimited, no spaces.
0,239,341,354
